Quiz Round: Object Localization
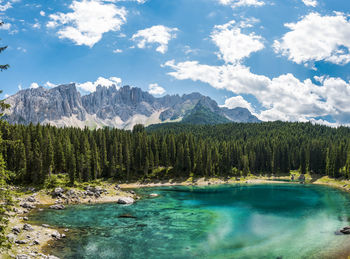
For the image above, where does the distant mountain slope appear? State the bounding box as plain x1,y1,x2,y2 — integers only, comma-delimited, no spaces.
4,84,260,129
182,101,230,125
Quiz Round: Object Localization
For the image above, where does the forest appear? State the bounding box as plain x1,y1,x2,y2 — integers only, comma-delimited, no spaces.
1,120,350,187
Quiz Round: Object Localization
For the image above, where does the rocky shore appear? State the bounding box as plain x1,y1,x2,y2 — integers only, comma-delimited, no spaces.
2,183,136,259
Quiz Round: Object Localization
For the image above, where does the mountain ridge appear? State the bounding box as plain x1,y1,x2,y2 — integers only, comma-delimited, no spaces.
3,84,260,129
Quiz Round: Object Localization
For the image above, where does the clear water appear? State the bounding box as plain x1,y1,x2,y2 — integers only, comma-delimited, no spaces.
30,184,350,259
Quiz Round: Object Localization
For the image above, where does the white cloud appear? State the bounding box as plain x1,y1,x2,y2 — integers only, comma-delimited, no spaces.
18,84,22,90
211,20,264,64
4,94,9,98
17,46,27,52
0,23,11,30
0,1,12,11
76,76,122,92
132,25,178,54
218,0,265,8
113,48,123,53
221,96,255,113
301,0,317,7
40,10,45,16
47,0,127,47
30,82,39,89
32,22,41,29
165,58,350,124
274,12,350,65
148,83,166,96
45,81,57,88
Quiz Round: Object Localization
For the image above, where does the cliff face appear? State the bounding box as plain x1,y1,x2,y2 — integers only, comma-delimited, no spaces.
4,84,260,129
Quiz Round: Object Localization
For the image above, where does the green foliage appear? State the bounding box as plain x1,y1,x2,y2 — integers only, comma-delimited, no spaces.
0,121,350,191
182,102,229,125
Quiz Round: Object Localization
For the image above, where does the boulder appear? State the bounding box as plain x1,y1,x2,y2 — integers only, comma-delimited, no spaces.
15,239,27,244
20,203,36,209
16,255,29,259
27,196,36,203
49,204,65,210
6,233,16,243
117,197,134,204
42,224,50,228
51,231,61,239
23,223,34,231
12,226,21,235
33,239,40,245
52,187,64,197
150,193,159,197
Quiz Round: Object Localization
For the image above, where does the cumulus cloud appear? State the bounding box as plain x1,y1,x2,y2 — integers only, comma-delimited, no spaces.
211,20,264,64
301,0,317,7
221,96,255,113
274,12,350,65
132,25,178,54
0,1,12,11
164,60,350,124
218,0,265,8
76,76,122,92
0,23,11,30
148,83,166,96
47,0,127,47
40,10,45,16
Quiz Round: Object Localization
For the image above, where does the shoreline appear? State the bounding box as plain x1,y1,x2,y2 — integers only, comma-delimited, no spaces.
3,174,350,258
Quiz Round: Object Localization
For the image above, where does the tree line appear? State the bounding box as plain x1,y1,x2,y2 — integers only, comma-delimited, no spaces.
1,121,350,187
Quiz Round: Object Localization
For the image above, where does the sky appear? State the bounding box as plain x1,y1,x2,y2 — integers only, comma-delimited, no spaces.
1,0,350,126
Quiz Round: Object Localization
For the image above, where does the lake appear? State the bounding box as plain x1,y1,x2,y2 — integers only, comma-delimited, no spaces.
30,184,350,258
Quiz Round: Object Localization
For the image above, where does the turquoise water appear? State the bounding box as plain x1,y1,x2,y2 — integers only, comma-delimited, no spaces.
31,184,350,258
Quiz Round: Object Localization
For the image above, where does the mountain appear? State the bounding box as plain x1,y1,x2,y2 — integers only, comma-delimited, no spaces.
3,84,260,129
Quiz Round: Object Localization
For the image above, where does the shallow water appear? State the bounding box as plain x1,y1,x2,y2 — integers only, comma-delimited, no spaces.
30,184,350,258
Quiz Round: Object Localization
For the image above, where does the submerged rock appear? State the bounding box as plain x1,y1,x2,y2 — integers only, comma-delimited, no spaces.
118,214,137,219
150,193,159,197
117,197,134,204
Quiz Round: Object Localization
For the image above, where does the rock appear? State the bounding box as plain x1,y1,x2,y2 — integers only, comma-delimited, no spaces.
52,187,64,197
15,239,28,244
114,184,121,190
49,204,65,210
340,228,350,234
117,197,134,205
118,214,137,219
150,193,159,197
61,234,66,238
51,231,61,239
12,226,21,235
21,203,36,209
27,196,36,202
128,190,136,195
48,255,60,259
42,224,50,228
16,255,29,259
33,239,40,245
6,233,16,243
23,216,28,221
23,223,34,231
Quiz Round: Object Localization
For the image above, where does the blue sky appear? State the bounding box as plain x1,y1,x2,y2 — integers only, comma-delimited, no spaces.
1,0,350,125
